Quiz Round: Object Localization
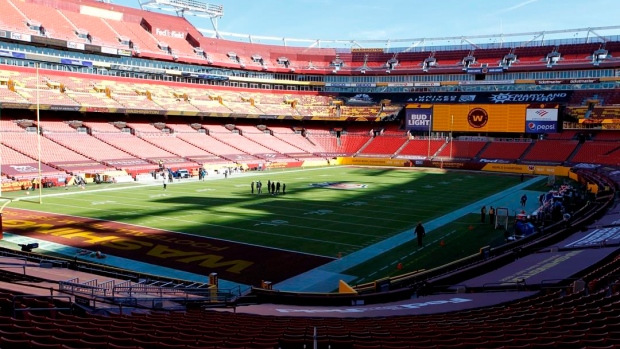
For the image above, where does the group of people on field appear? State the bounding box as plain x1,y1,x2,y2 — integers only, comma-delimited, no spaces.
251,179,286,195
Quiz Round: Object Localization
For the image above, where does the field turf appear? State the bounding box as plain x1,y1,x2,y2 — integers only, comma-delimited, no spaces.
3,166,523,284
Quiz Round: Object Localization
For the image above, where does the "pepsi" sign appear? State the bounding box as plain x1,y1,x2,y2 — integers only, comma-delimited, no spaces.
525,120,558,134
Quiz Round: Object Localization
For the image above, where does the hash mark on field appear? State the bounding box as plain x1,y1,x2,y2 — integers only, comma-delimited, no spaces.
379,266,388,271
91,201,116,205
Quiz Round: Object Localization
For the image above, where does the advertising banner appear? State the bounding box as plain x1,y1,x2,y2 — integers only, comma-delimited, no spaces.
431,104,527,133
466,67,505,74
535,78,600,85
334,92,573,104
67,42,85,50
525,120,558,134
60,58,93,67
405,108,432,131
526,108,559,121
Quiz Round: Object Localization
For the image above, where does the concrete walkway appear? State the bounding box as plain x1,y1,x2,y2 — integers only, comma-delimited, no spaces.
275,176,547,292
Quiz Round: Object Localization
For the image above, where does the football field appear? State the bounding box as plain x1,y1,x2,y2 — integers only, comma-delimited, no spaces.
2,166,530,289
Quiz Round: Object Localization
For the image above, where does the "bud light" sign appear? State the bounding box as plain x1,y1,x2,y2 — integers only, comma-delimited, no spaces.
406,108,432,131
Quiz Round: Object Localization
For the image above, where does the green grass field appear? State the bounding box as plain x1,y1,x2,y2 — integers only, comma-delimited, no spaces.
4,166,524,283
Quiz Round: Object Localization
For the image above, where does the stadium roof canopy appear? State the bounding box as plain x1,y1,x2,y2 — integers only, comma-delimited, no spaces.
195,25,620,53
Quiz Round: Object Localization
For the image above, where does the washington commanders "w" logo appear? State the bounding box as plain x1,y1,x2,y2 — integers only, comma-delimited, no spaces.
467,108,489,128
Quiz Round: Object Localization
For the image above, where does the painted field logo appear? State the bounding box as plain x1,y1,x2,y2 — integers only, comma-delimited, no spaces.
309,182,368,190
467,107,489,128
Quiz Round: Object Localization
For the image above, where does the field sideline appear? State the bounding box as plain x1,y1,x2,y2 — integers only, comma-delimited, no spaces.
0,166,544,291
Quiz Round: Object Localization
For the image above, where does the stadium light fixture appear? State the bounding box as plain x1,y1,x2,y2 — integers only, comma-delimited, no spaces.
139,0,224,37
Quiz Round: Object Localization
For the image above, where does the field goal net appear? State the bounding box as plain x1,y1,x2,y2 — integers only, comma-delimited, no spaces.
495,207,509,230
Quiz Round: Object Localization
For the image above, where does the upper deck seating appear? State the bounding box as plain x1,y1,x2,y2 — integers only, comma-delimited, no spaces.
0,0,29,33
10,0,78,41
60,10,124,49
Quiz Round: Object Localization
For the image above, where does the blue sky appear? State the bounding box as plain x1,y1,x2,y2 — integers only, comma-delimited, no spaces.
113,0,620,46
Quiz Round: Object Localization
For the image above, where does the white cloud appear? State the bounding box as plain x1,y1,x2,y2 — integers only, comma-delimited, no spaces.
491,0,540,15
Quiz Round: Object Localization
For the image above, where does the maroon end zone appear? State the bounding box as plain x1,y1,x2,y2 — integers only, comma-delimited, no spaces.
2,208,334,286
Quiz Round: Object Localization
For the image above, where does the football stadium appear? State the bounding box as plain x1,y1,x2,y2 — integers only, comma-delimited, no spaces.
0,0,619,348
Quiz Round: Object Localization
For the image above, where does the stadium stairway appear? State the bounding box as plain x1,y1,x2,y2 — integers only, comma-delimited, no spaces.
515,142,537,163
392,139,411,158
353,137,376,156
472,141,492,161
564,141,585,164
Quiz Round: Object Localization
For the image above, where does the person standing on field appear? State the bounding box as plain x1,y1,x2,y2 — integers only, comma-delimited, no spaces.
415,222,426,247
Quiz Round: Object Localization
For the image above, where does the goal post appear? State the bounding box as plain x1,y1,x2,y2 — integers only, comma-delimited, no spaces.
495,207,509,230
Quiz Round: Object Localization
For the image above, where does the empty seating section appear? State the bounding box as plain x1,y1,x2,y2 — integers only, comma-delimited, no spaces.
150,31,196,58
478,141,530,161
0,119,27,132
67,92,124,108
546,130,578,140
255,102,294,116
397,140,445,159
340,106,382,118
188,98,233,114
59,10,123,48
0,0,29,32
571,141,620,165
436,140,487,159
0,67,410,120
236,125,306,155
341,135,372,155
152,97,200,112
165,121,201,133
93,133,179,160
44,133,139,163
0,87,28,104
176,132,255,161
306,134,340,154
113,94,162,110
104,18,161,54
1,132,92,164
83,119,123,133
39,119,76,133
522,140,578,163
360,136,407,156
595,131,620,141
2,274,619,349
1,144,36,165
15,89,79,106
225,101,261,115
10,1,78,41
275,133,326,154
209,131,284,159
139,133,219,160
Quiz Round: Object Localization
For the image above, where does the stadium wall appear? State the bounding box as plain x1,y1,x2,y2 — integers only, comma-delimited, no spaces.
337,157,571,176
